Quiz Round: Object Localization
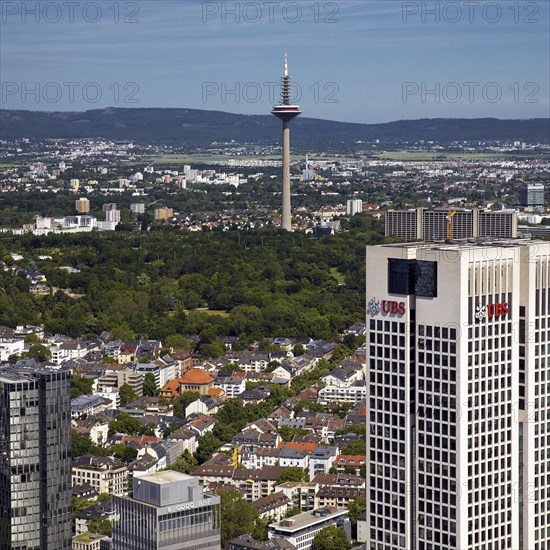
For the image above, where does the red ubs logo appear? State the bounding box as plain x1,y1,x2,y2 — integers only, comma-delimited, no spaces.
487,302,508,318
382,300,406,315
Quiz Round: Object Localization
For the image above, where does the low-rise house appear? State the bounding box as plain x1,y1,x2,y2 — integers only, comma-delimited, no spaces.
185,395,224,417
184,413,216,437
120,396,172,417
167,427,198,454
117,345,136,364
311,473,365,489
193,459,284,502
75,500,117,535
135,339,162,359
71,395,114,419
321,361,364,388
49,339,88,365
223,351,287,373
278,448,309,470
251,492,291,521
233,466,286,501
72,483,99,501
72,455,128,496
239,446,282,469
308,447,339,481
129,451,161,477
232,427,280,450
333,454,366,476
137,414,182,439
303,340,337,361
240,387,271,404
267,404,293,426
72,418,109,446
315,487,364,510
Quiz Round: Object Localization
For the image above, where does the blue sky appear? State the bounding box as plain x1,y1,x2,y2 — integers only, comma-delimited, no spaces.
1,0,548,123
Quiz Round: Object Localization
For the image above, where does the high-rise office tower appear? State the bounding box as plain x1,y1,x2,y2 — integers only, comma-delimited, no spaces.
520,183,545,208
365,239,550,550
272,52,301,231
113,470,221,550
0,366,72,550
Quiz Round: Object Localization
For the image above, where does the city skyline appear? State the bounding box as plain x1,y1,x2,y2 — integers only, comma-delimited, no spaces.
1,1,549,122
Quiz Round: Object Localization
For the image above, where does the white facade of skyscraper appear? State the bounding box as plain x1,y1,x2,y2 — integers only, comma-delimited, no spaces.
366,239,550,550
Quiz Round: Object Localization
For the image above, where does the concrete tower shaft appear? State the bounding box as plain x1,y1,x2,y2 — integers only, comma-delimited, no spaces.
272,52,301,231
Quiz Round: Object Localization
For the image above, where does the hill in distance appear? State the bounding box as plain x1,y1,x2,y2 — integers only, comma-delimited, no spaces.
1,108,548,146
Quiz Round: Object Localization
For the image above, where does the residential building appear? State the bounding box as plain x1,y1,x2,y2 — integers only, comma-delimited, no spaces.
251,492,291,521
0,366,72,550
130,203,145,215
215,373,246,398
317,385,366,406
72,534,109,550
276,482,317,512
71,394,114,418
113,471,221,550
346,199,363,216
308,447,339,481
154,207,174,220
76,197,90,213
96,368,143,396
72,455,128,496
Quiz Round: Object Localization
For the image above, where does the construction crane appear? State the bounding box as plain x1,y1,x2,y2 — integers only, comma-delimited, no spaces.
231,447,239,468
446,210,457,242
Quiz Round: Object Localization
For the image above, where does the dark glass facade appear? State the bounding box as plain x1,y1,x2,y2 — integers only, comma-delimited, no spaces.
0,367,72,550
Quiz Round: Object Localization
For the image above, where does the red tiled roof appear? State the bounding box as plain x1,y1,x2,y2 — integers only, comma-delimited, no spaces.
279,442,318,452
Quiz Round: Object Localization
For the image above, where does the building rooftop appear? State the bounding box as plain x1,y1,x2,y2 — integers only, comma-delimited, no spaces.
181,368,214,385
380,237,534,250
269,508,347,533
137,470,195,486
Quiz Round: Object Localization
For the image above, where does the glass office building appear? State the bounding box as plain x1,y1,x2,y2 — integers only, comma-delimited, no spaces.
113,471,221,550
0,366,72,550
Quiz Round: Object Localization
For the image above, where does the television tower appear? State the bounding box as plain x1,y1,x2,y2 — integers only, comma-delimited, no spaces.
272,52,301,231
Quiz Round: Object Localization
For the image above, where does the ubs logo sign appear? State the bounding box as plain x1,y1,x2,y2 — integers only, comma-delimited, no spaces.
475,302,509,321
368,297,406,317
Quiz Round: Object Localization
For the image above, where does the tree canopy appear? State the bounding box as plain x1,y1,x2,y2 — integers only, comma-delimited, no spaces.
311,525,351,550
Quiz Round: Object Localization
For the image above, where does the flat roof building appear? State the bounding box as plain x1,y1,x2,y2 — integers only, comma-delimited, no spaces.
268,508,350,550
520,183,544,207
112,471,221,550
